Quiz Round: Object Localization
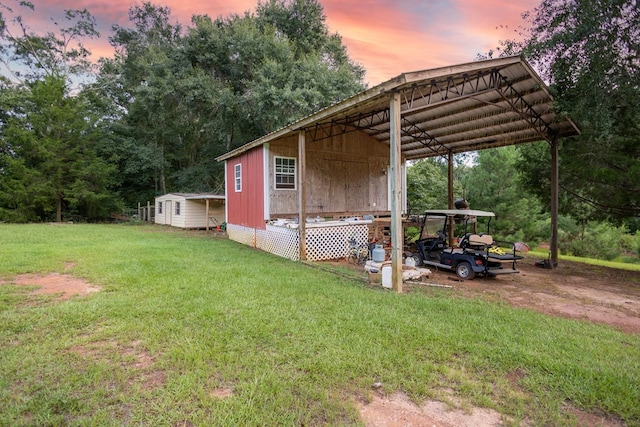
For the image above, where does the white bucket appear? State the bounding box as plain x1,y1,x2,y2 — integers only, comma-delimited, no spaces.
405,257,416,267
381,265,392,288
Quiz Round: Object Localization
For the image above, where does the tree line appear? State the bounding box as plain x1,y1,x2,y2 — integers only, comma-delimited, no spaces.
0,0,365,221
1,0,638,259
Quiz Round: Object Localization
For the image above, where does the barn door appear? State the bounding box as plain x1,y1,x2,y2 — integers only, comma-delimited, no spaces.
329,162,347,212
347,161,369,212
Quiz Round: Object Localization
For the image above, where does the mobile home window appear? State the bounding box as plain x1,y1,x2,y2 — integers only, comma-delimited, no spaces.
175,201,181,215
234,164,242,192
275,157,296,190
158,202,163,214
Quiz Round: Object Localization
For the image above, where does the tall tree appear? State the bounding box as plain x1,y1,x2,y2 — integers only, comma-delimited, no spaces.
99,1,365,203
0,1,116,222
0,76,116,222
0,0,99,83
491,0,640,221
98,3,184,199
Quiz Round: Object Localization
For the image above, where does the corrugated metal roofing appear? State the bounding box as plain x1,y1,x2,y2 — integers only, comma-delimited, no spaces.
216,55,579,162
160,193,225,200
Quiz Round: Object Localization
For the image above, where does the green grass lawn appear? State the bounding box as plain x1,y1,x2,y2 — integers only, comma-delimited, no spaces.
529,249,640,272
1,224,638,426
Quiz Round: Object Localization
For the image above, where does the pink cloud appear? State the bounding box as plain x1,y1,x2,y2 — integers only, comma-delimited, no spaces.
3,0,538,86
322,0,539,84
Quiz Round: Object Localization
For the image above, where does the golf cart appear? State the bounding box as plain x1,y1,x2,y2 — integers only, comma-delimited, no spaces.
410,209,523,280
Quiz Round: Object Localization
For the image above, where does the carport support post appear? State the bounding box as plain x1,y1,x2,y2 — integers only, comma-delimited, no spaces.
298,129,307,261
550,134,559,267
389,92,403,293
447,150,454,245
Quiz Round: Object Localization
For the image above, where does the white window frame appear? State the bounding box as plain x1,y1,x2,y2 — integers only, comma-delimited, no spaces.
175,201,181,215
234,163,242,192
274,156,296,190
158,201,163,214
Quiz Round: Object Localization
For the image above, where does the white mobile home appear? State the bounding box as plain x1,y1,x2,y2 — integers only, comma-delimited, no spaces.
155,193,225,229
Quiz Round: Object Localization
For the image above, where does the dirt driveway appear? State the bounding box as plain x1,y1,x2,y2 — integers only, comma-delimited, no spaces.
408,257,640,335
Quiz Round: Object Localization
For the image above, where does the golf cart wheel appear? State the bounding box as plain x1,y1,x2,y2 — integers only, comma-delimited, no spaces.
411,253,423,266
455,262,476,280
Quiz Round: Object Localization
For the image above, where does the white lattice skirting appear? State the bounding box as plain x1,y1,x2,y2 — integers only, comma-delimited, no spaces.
226,223,370,262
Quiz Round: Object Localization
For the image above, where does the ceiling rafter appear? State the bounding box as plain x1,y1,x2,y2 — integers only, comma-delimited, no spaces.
308,119,358,142
362,81,542,142
309,68,510,143
404,131,541,160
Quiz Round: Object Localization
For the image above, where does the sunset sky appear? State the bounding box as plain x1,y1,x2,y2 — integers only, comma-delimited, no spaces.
10,0,540,86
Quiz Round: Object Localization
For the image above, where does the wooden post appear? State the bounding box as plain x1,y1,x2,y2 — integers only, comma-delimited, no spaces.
147,201,151,223
138,202,141,220
389,92,403,293
205,198,210,233
298,130,307,261
447,150,454,246
550,134,559,267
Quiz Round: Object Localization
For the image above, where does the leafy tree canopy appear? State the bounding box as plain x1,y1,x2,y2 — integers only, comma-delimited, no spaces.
488,0,640,222
0,0,99,84
0,75,116,222
0,1,117,222
96,0,365,203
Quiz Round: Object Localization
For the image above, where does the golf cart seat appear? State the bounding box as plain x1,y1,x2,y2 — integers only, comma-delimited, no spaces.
460,233,494,250
460,233,524,261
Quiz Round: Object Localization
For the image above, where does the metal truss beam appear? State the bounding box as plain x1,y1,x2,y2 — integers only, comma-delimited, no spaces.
306,67,555,152
399,117,448,158
495,79,555,143
397,68,504,114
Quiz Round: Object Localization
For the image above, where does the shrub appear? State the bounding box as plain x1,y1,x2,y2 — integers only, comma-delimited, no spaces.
560,221,632,261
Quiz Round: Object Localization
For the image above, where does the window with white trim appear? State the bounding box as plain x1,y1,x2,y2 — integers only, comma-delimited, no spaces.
175,201,181,215
158,202,162,214
274,157,296,190
234,164,242,192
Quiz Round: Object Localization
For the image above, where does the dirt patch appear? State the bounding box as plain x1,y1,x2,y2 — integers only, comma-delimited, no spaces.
67,339,167,394
358,390,506,427
0,273,101,301
68,339,155,369
210,387,234,399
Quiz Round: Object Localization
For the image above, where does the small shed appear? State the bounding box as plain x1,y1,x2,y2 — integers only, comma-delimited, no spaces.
154,193,226,229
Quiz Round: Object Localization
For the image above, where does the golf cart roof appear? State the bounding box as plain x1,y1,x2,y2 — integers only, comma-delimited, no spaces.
423,209,495,217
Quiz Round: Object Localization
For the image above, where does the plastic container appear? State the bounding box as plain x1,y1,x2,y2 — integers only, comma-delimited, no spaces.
381,265,392,288
364,260,382,273
372,244,386,262
405,256,416,267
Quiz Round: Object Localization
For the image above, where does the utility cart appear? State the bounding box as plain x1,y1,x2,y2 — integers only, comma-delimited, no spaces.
410,209,523,280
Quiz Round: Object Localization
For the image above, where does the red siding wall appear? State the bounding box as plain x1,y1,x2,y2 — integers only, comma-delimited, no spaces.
225,147,266,229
